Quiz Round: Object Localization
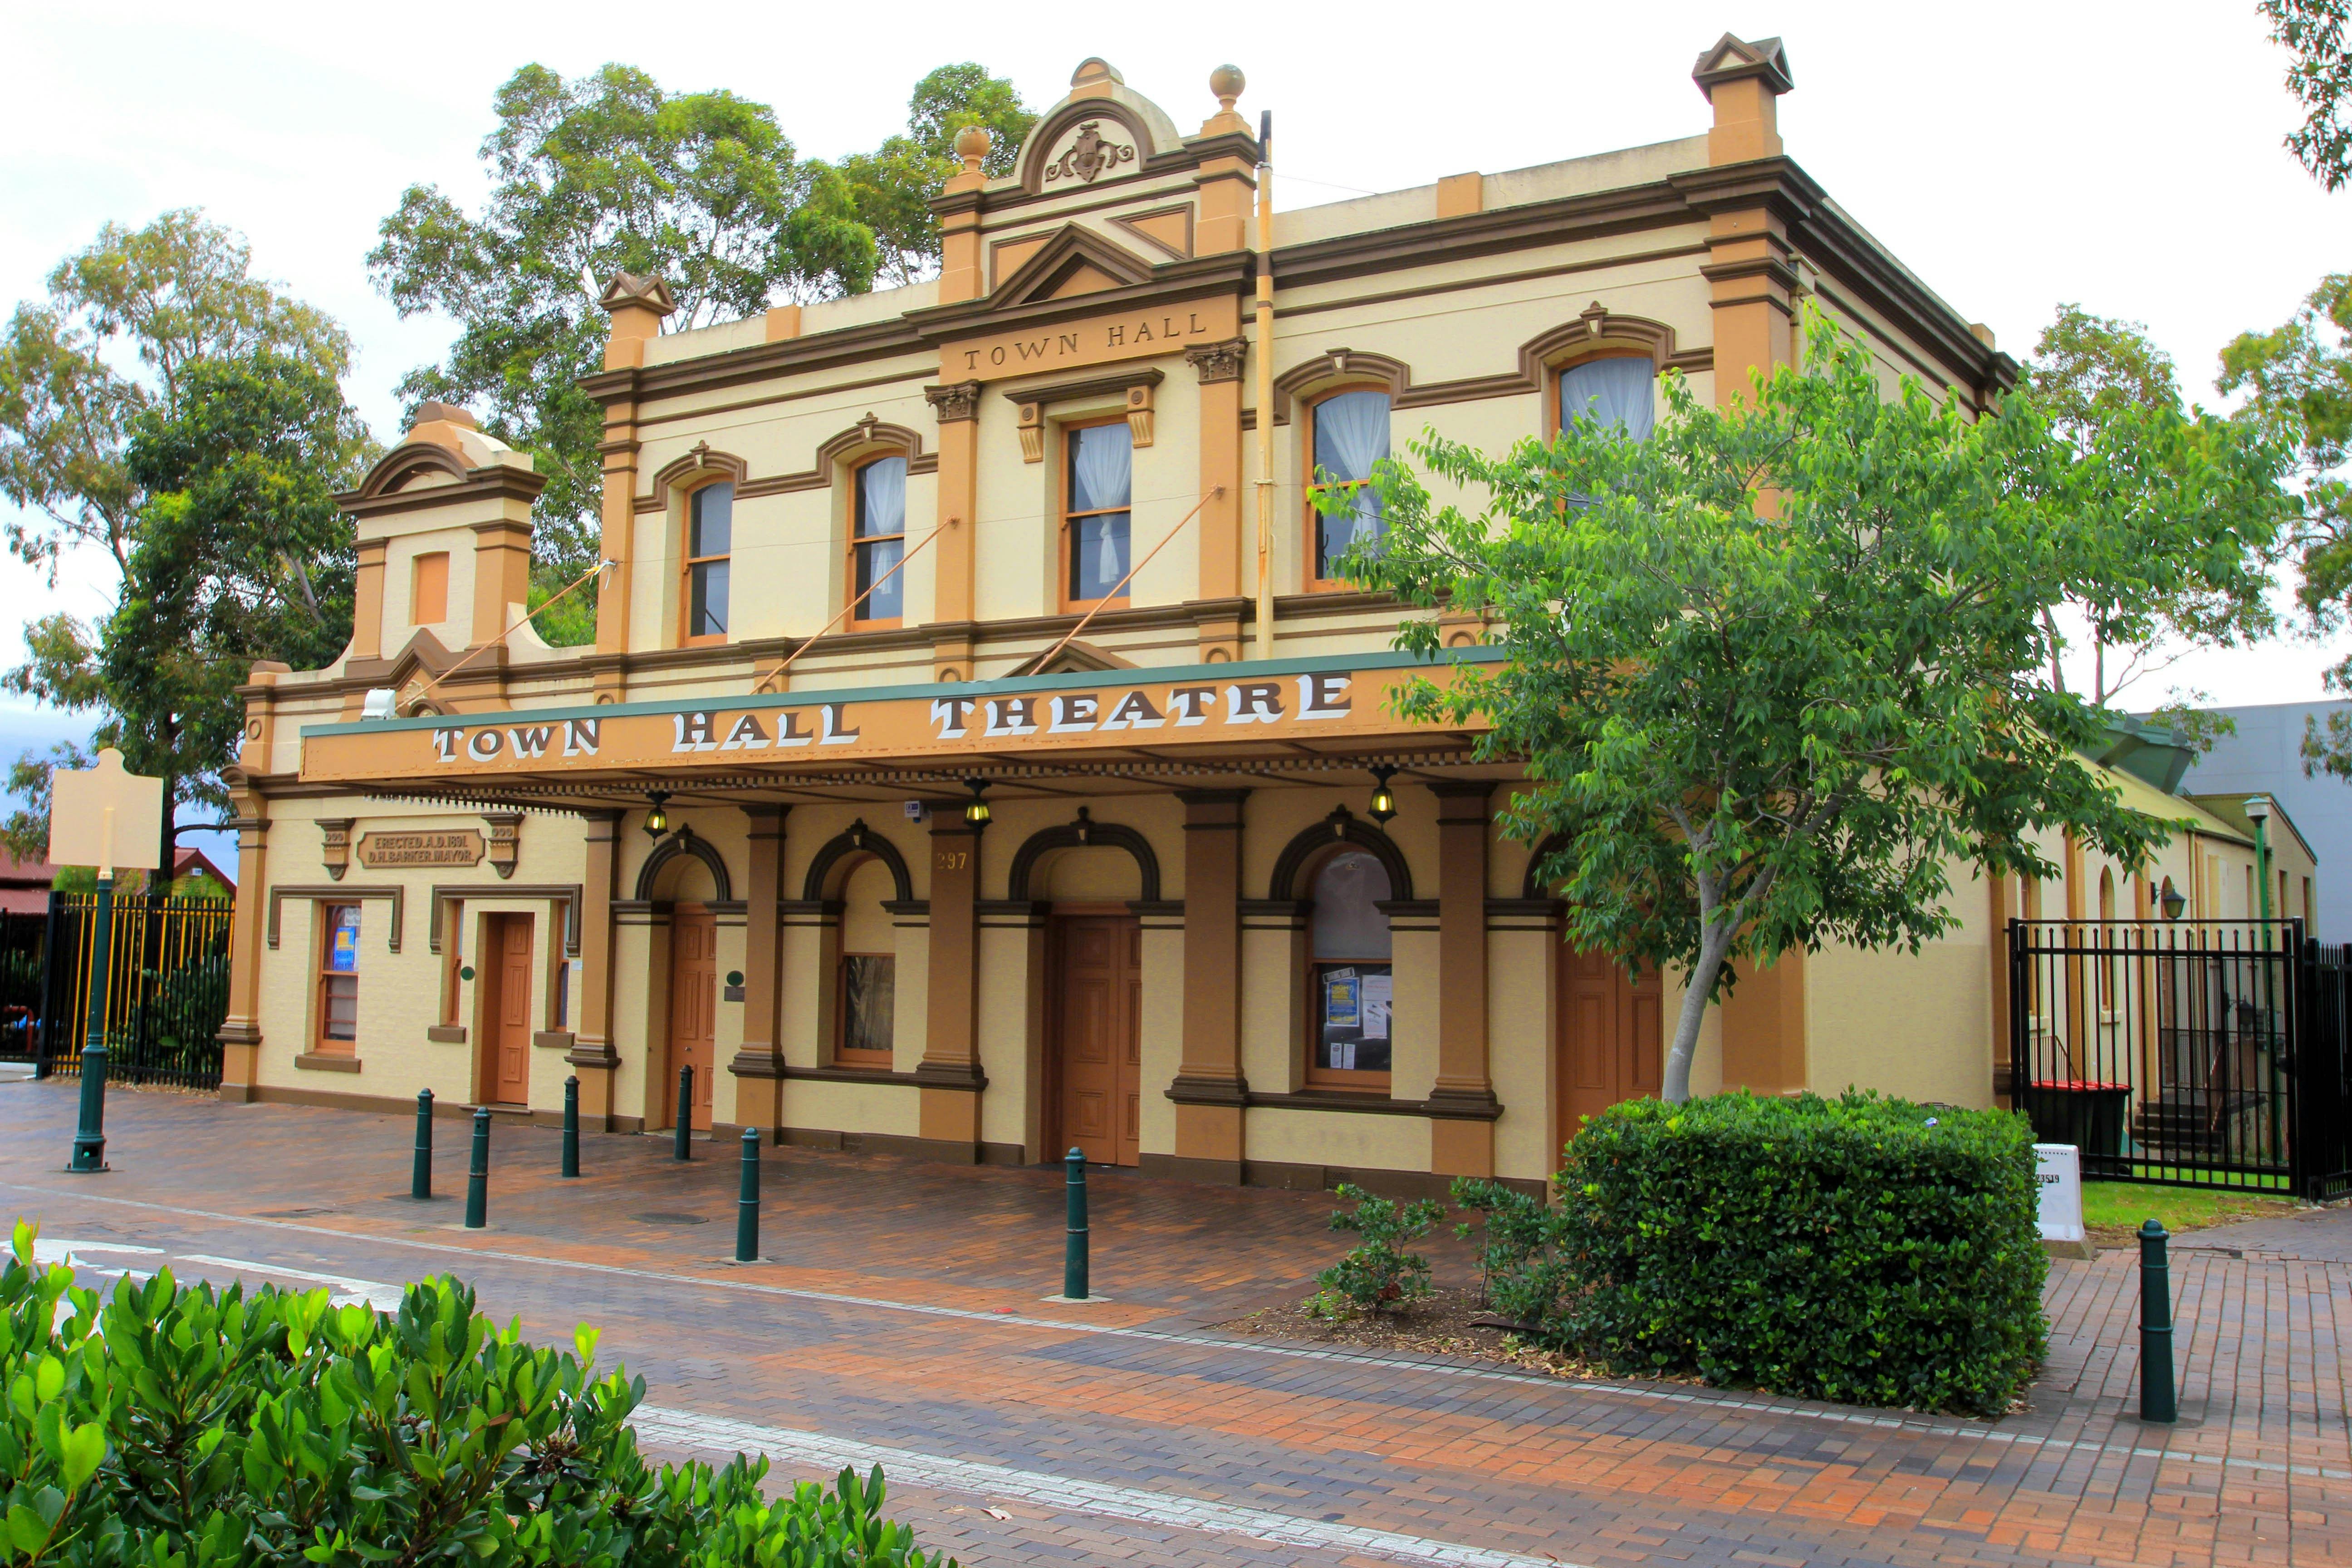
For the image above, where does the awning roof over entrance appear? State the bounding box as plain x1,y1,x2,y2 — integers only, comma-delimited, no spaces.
297,649,1511,812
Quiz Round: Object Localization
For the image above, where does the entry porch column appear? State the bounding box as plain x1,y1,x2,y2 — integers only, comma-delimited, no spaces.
1166,789,1249,1182
915,808,985,1156
728,804,788,1132
1428,782,1501,1176
564,810,625,1128
215,784,270,1102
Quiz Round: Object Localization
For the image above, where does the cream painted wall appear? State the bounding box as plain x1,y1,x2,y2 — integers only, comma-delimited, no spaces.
1488,924,1556,1181
1245,1107,1426,1173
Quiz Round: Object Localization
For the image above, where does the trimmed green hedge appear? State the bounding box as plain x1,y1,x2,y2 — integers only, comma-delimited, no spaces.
0,1220,954,1566
1457,1091,2046,1414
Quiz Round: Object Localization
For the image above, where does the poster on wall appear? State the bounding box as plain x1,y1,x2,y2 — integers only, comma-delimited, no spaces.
1361,973,1392,1041
328,907,362,973
1323,968,1360,1029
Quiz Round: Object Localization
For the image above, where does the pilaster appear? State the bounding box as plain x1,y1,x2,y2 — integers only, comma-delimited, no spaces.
564,811,625,1126
916,813,984,1154
1429,782,1498,1176
729,804,789,1130
215,787,270,1102
1168,789,1249,1181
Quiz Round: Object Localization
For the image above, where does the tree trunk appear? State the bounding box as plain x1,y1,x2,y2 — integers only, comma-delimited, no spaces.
1661,921,1738,1103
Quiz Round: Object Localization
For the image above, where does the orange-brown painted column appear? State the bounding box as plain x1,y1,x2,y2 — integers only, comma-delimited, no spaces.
1186,341,1248,662
469,517,533,650
1169,789,1248,1181
916,810,984,1154
729,804,788,1130
1429,782,1499,1176
592,273,675,697
350,538,387,665
924,383,982,680
565,811,624,1127
215,783,270,1103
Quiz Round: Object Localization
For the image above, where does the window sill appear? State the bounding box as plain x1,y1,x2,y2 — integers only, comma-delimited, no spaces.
533,1030,575,1051
295,1052,362,1073
846,617,904,632
426,1025,467,1045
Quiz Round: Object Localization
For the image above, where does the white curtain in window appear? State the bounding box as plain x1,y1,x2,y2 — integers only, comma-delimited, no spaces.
859,457,906,538
1559,358,1656,439
1315,392,1391,554
1070,425,1132,512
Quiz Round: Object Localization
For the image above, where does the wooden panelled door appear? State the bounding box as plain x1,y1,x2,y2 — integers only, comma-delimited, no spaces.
669,906,717,1131
1558,946,1662,1149
481,914,534,1106
1054,915,1142,1166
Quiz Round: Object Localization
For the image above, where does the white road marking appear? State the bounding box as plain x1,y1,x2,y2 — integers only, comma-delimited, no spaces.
632,1404,1579,1568
174,1254,406,1311
30,1239,164,1266
5,1183,2338,1483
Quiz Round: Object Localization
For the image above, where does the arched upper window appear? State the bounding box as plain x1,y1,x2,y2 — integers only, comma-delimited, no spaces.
1556,357,1656,442
1308,390,1391,588
851,455,907,626
1308,848,1393,1088
684,481,733,643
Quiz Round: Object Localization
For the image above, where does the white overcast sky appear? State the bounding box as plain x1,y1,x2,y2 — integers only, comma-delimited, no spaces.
1,0,2347,762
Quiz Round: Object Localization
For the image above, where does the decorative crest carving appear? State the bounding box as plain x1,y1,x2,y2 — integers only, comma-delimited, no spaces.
1046,121,1136,185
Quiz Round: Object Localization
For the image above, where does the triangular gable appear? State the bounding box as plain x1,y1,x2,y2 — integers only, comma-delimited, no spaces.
1003,638,1138,679
990,224,1157,307
1109,205,1193,262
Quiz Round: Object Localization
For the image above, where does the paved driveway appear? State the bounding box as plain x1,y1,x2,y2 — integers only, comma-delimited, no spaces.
1,1079,2344,1567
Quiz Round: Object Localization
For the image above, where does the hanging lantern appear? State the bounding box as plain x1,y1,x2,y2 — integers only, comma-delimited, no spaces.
643,790,671,840
1367,765,1398,825
2159,876,2186,921
963,779,992,827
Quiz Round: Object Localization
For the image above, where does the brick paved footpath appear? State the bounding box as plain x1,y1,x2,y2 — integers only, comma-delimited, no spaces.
1,1081,2345,1568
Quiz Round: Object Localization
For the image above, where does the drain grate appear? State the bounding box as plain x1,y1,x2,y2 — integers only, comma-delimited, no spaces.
631,1212,710,1226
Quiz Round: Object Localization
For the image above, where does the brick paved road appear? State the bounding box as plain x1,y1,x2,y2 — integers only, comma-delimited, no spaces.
1,1080,2345,1567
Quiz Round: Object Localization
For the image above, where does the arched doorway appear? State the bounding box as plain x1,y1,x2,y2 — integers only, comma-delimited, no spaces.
1014,813,1158,1167
639,830,731,1132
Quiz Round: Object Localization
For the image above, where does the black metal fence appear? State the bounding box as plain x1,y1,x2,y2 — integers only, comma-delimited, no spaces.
2009,918,2352,1199
0,910,46,1061
34,892,234,1091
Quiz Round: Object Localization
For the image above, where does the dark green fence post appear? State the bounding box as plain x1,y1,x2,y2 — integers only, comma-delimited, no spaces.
1063,1147,1089,1301
2139,1219,2177,1422
67,874,114,1173
464,1107,490,1230
674,1066,693,1160
561,1075,580,1179
735,1127,760,1262
411,1088,434,1199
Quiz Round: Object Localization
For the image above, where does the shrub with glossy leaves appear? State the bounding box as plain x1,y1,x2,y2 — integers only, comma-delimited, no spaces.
1455,1093,2046,1414
1317,1184,1445,1316
0,1220,953,1566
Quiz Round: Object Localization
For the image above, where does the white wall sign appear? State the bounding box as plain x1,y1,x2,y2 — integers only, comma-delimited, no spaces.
2034,1143,2087,1243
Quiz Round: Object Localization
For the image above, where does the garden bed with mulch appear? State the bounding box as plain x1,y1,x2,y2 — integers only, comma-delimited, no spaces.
1214,1286,1646,1384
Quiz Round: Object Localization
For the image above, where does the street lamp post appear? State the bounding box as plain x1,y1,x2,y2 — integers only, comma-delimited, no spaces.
49,750,164,1176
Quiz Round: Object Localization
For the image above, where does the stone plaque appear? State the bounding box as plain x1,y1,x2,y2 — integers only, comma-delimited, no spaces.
357,829,485,869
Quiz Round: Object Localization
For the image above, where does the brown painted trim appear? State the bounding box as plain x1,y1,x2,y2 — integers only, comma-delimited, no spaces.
987,222,1158,306
294,1052,362,1073
341,466,547,521
429,883,583,955
996,366,1164,410
268,885,404,952
629,366,938,431
1165,1073,1248,1107
633,420,937,514
425,1025,468,1045
1005,814,1162,902
773,1063,923,1086
1268,809,1413,902
532,1030,575,1051
1274,243,1714,325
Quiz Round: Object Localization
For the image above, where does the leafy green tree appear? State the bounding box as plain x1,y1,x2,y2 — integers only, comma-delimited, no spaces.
1345,314,2292,1102
372,63,884,638
2265,0,2352,189
0,210,350,584
4,352,367,865
2025,303,2282,716
838,64,1037,286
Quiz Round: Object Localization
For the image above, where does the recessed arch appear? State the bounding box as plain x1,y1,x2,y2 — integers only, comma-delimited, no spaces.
1007,809,1161,903
1523,831,1572,902
802,820,915,904
1269,807,1413,903
634,827,733,903
647,445,750,514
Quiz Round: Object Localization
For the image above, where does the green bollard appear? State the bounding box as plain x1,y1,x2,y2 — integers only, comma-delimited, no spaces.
67,872,115,1173
736,1127,760,1263
464,1107,490,1230
1063,1147,1089,1301
561,1076,580,1179
2139,1219,2176,1422
674,1066,694,1161
411,1088,434,1199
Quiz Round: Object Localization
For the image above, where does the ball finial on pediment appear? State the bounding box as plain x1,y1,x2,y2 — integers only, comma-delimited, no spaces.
1209,64,1245,111
954,122,992,174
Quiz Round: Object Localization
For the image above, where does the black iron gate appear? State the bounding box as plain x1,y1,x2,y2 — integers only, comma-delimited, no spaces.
0,909,47,1062
38,892,234,1091
2009,918,2352,1199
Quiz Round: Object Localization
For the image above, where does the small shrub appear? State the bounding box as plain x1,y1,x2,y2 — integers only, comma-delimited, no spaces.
1470,1091,2047,1414
1316,1183,1445,1315
1449,1177,1562,1323
0,1219,955,1566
